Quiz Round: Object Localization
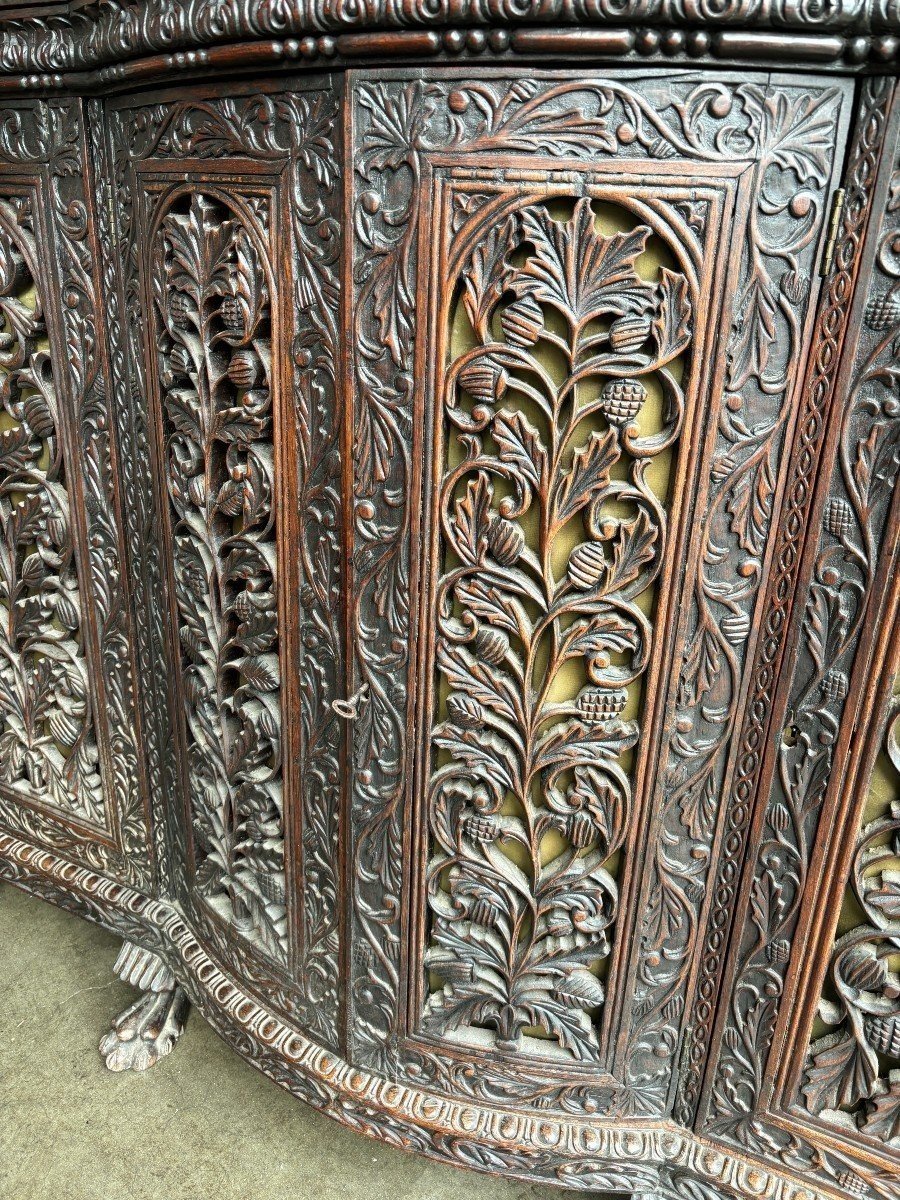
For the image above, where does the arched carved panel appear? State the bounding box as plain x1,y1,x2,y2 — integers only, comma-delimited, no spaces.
106,83,345,1041
421,195,695,1063
347,68,851,1115
0,99,150,888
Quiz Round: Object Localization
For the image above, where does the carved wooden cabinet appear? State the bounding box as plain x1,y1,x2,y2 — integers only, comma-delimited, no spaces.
2,6,900,1200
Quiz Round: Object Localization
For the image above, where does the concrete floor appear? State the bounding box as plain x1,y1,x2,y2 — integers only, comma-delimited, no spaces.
0,881,576,1200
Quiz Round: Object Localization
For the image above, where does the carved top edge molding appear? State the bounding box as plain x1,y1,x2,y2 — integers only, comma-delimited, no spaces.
4,0,900,84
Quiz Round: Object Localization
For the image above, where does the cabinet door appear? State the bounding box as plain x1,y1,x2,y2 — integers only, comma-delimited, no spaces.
103,81,345,1044
698,77,900,1199
0,99,150,888
345,68,852,1127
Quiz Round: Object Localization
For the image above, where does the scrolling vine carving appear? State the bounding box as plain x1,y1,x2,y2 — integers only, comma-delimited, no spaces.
707,148,900,1174
348,69,847,1107
803,694,900,1148
153,190,287,963
0,99,150,887
107,85,343,1038
424,198,691,1060
0,201,102,820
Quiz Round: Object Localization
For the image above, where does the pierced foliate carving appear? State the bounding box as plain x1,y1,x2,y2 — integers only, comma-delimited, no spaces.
152,190,286,963
424,198,691,1060
802,699,900,1145
707,133,900,1161
0,200,103,821
348,70,848,1111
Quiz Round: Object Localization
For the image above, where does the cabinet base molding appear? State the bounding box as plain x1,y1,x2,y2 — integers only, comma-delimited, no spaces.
0,829,873,1200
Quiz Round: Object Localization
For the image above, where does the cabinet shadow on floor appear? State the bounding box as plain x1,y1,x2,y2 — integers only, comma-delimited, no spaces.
0,882,600,1200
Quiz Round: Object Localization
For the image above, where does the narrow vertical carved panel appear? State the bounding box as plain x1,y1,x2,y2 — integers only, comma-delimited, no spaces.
152,189,287,962
0,99,149,886
802,690,900,1149
106,83,343,1040
700,78,900,1199
0,200,102,819
422,198,693,1063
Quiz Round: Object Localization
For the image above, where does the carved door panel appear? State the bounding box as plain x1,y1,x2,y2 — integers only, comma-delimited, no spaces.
345,68,853,1127
0,99,150,887
694,78,900,1200
102,82,344,1043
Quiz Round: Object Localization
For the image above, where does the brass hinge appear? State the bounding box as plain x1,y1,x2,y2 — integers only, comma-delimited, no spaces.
819,187,846,278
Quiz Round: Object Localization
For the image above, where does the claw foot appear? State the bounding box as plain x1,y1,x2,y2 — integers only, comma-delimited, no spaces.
99,941,189,1073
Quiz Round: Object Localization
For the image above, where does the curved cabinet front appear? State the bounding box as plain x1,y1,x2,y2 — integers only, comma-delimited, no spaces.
0,56,898,1200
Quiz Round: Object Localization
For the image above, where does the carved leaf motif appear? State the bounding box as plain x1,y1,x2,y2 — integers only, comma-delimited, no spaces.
727,272,777,391
556,428,618,523
727,452,775,557
453,472,491,565
493,409,547,494
803,1029,879,1113
653,268,692,362
461,217,516,339
154,191,285,962
0,205,102,821
862,1084,900,1142
751,87,840,187
516,200,653,327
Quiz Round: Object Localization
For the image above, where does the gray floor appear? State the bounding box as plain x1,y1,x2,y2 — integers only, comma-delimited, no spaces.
1,881,573,1200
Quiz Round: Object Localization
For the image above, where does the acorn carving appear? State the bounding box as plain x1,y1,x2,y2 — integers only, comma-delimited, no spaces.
258,872,286,905
459,360,508,404
866,1015,900,1057
465,813,499,843
821,668,848,703
836,1171,868,1198
567,542,608,590
228,349,263,389
608,314,651,353
469,897,500,926
824,496,853,539
766,939,790,965
219,295,244,331
565,811,595,849
233,590,256,622
169,291,191,329
487,518,524,566
500,293,543,348
598,378,647,427
780,269,809,306
721,611,750,645
475,626,509,665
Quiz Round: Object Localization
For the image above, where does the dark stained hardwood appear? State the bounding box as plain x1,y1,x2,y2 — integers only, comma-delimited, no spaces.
0,9,898,1200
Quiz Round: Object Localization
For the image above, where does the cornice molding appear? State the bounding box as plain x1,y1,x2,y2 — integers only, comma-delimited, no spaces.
2,0,900,87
